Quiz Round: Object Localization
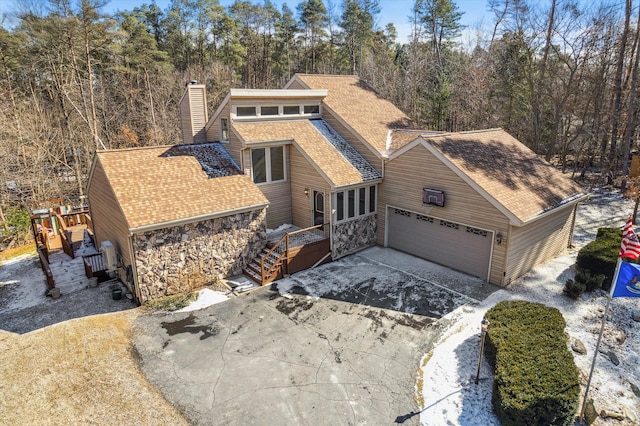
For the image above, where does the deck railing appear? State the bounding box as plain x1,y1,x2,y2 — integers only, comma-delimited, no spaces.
260,223,329,283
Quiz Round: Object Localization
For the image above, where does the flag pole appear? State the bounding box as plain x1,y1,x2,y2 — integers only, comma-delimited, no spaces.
579,258,620,422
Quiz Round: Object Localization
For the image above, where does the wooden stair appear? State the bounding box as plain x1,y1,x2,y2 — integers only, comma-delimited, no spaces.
243,247,284,285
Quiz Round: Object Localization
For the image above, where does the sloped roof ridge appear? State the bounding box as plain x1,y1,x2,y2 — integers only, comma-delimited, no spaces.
97,142,225,155
310,120,382,182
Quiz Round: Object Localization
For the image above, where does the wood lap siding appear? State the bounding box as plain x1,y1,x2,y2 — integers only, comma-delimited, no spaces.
179,93,193,145
87,159,133,269
206,103,230,141
286,80,306,90
322,107,383,174
505,206,575,284
180,86,207,144
259,181,292,228
379,144,510,286
189,87,207,144
255,146,292,228
290,146,329,228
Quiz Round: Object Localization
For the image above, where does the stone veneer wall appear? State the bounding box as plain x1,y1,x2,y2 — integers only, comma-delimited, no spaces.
332,214,377,258
133,209,266,302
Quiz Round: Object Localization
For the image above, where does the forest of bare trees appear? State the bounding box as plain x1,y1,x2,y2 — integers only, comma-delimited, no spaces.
0,0,639,241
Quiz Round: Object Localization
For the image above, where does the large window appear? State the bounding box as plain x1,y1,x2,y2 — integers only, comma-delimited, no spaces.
334,185,376,223
251,146,285,184
220,118,229,142
283,105,299,115
303,105,320,114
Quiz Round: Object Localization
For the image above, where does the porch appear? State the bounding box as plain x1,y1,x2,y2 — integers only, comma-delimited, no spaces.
243,224,331,285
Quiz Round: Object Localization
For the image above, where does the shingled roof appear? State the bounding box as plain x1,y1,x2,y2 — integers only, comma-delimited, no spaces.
392,128,587,224
291,74,415,156
95,143,268,231
233,119,382,188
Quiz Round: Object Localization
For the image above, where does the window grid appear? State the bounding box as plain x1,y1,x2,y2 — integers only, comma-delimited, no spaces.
335,185,376,223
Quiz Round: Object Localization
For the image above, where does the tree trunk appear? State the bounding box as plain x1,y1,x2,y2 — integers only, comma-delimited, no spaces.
608,0,632,170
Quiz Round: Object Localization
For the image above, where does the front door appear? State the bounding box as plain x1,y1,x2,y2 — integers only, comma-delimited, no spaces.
313,190,324,227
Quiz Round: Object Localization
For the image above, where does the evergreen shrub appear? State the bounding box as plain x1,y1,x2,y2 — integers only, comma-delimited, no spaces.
575,227,620,290
485,300,580,426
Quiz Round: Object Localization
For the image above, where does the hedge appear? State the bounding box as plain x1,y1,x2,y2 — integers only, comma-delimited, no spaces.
485,300,580,426
575,227,620,290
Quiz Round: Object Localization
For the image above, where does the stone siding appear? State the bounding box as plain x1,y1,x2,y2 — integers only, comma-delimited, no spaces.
332,214,377,258
133,209,266,302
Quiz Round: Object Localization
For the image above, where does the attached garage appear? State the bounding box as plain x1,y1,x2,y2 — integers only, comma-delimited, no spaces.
378,129,589,287
387,207,493,280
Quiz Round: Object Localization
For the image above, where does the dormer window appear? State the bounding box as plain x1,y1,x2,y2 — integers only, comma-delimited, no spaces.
237,106,256,117
283,105,299,115
261,106,279,116
304,105,320,114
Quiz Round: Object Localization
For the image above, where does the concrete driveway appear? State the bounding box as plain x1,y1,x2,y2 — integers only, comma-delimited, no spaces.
132,248,499,425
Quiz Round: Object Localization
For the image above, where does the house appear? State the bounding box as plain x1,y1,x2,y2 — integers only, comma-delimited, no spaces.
87,74,588,303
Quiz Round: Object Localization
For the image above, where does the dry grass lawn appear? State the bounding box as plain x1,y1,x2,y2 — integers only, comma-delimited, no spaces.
0,309,187,425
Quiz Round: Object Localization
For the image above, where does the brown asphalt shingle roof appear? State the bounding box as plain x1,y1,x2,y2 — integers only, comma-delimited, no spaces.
294,74,415,155
96,143,268,230
233,120,381,187
415,129,587,223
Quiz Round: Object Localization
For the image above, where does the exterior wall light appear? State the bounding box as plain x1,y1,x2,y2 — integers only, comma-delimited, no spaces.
496,232,503,245
304,188,309,198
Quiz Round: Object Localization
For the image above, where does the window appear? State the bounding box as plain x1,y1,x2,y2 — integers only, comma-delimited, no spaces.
358,187,366,215
283,105,299,115
334,184,377,223
237,106,256,117
348,190,355,218
303,105,320,114
251,146,285,184
270,147,284,181
220,118,229,142
252,149,266,183
261,106,279,116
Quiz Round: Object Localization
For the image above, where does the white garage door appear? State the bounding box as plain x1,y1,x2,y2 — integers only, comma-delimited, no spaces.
387,207,493,280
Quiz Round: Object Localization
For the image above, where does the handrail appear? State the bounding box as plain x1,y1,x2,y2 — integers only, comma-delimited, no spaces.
260,223,330,283
261,234,287,283
38,246,55,289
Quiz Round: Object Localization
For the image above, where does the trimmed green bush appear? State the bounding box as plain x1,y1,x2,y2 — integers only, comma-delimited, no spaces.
575,227,620,290
575,270,606,292
563,279,585,299
485,301,580,426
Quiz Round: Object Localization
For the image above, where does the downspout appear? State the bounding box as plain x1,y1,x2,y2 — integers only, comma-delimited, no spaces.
128,235,141,304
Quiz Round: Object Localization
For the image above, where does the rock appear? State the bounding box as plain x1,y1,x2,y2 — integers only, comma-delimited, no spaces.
623,405,638,423
616,331,627,344
632,311,640,322
630,381,640,398
571,338,587,355
600,409,625,420
584,399,598,425
608,350,620,366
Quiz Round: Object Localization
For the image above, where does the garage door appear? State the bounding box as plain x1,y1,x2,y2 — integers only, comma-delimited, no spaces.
387,207,492,280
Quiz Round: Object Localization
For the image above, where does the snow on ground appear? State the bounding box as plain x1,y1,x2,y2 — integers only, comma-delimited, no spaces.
420,187,640,425
176,288,229,312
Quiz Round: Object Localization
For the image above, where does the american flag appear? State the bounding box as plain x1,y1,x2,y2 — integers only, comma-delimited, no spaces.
619,217,640,261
